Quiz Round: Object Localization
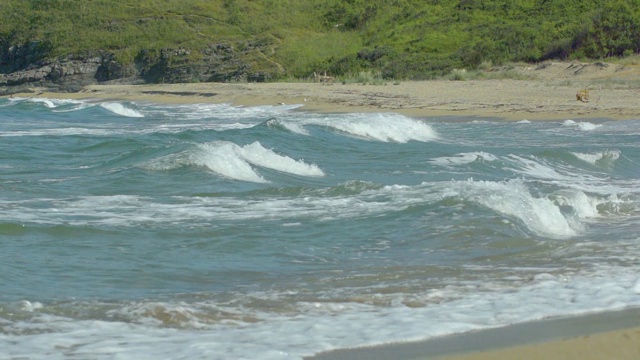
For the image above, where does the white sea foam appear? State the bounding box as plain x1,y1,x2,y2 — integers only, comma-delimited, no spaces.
2,268,640,360
193,142,268,183
506,154,608,186
309,113,438,142
145,102,303,121
23,97,84,109
553,190,602,219
267,119,310,135
0,194,372,226
51,102,95,113
0,127,117,137
450,179,582,238
2,169,635,231
0,179,609,237
100,102,144,117
145,141,324,183
195,141,324,182
571,149,620,165
563,119,602,131
503,154,639,197
239,142,324,177
429,152,498,166
282,122,310,135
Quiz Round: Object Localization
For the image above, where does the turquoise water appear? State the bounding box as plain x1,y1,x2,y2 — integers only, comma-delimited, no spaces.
1,98,640,359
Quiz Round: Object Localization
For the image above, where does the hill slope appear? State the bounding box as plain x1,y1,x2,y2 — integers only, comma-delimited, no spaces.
1,0,639,90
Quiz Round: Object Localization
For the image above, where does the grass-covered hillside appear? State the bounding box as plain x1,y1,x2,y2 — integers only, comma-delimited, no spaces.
1,0,639,81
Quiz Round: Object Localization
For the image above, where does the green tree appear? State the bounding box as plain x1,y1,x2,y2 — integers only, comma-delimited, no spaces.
580,1,640,57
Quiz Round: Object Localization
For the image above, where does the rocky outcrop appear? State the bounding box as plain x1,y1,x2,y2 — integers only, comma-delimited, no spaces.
0,38,286,94
0,55,114,93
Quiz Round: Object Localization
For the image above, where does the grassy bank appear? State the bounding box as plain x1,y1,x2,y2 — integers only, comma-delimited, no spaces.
1,0,639,80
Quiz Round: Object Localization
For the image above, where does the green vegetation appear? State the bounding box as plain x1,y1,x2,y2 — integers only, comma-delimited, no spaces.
1,0,640,81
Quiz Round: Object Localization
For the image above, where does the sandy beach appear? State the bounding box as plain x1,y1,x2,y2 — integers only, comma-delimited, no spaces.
309,308,640,360
6,61,640,121
5,60,640,358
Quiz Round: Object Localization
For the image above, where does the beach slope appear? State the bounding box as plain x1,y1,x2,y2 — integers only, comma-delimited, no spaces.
5,61,640,121
309,308,640,360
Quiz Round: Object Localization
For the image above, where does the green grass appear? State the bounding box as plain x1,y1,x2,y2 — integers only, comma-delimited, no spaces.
2,0,640,81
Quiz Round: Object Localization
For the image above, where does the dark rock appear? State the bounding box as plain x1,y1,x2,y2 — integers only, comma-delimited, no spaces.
1,36,287,91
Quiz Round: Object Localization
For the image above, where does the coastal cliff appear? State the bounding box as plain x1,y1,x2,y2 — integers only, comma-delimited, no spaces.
0,41,283,94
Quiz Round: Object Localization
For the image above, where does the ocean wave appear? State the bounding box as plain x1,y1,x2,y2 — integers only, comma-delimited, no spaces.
506,154,612,187
308,113,439,143
266,119,310,135
563,119,602,131
2,268,640,360
142,102,303,121
448,179,583,238
3,178,630,238
21,97,85,109
0,127,116,137
571,149,620,166
100,102,145,118
145,141,324,183
429,151,498,166
5,98,145,117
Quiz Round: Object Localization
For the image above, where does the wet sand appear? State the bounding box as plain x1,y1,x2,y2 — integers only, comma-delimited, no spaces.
308,308,640,360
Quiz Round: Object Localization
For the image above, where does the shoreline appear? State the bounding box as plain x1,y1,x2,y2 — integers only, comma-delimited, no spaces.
308,307,640,360
3,78,640,121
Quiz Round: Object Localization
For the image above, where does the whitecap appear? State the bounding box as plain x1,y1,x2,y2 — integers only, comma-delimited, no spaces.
25,97,84,109
563,119,602,131
193,141,324,182
146,141,323,183
450,179,582,238
239,142,324,177
429,152,498,166
100,102,144,118
553,190,602,219
571,150,620,166
267,119,310,135
193,142,267,183
309,113,438,143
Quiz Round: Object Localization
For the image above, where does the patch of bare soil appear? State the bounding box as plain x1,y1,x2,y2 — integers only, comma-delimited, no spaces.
502,60,640,83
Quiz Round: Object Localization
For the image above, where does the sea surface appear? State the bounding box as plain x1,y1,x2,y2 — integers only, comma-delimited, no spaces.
1,97,640,359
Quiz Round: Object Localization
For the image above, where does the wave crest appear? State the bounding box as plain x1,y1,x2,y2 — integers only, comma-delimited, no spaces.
450,179,584,238
146,141,324,183
100,102,144,118
312,113,438,143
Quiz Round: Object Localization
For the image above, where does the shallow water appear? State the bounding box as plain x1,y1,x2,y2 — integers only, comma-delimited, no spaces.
1,98,640,359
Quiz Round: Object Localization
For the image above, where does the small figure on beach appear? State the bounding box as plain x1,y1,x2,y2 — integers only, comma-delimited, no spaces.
576,86,589,102
313,71,334,84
